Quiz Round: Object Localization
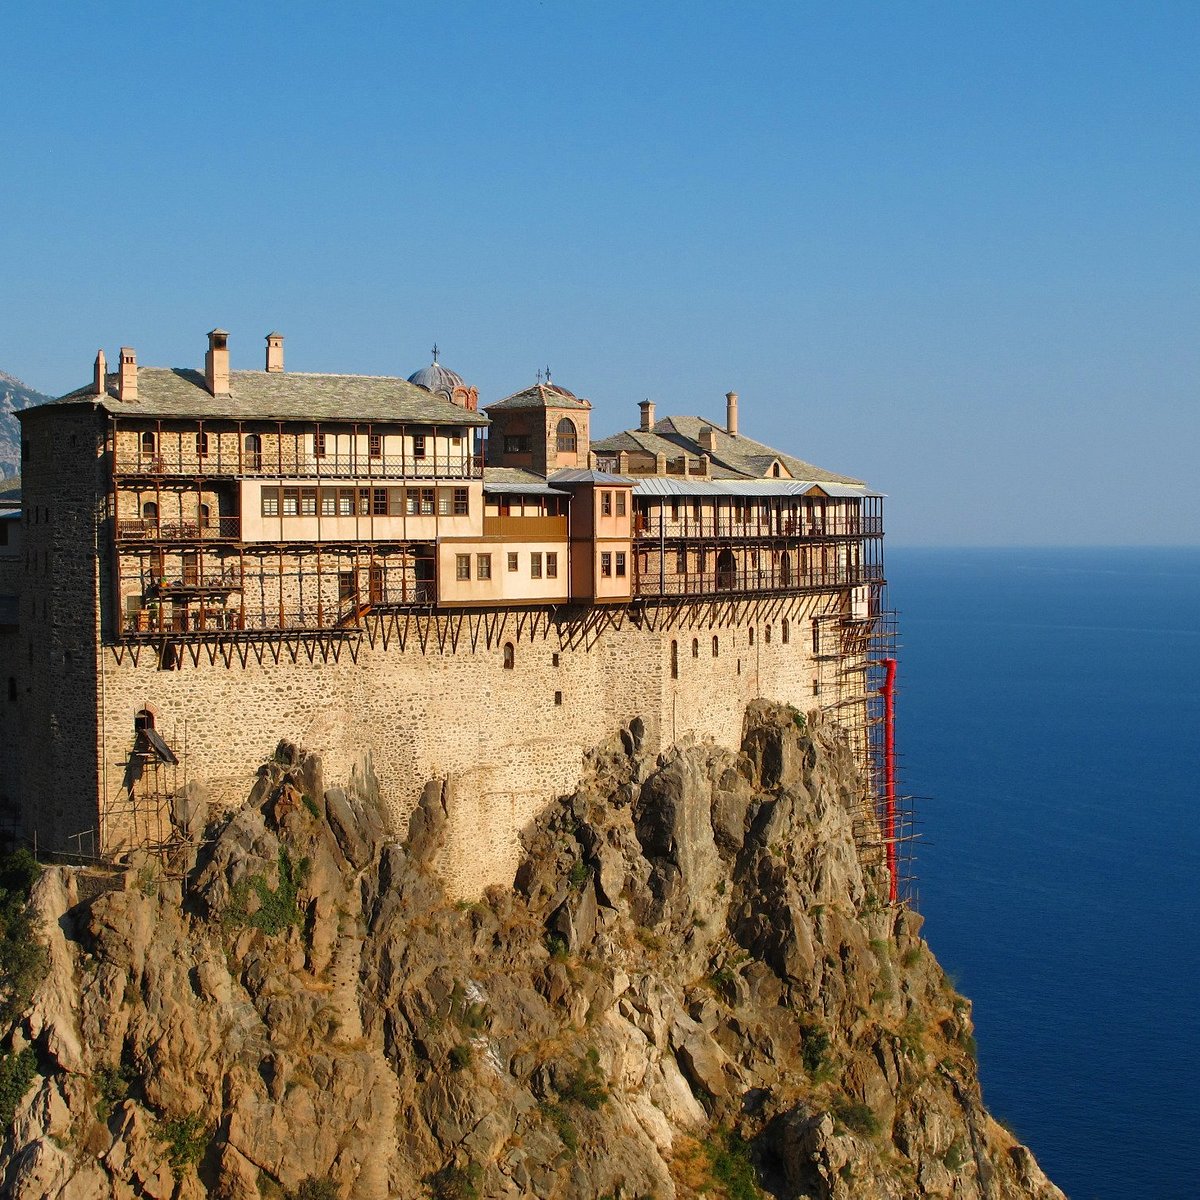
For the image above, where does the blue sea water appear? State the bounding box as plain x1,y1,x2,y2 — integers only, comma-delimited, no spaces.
888,548,1200,1200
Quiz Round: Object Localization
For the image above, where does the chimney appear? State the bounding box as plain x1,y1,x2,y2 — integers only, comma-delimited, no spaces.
117,347,138,402
639,399,655,432
725,390,739,436
94,349,107,396
265,331,284,373
699,424,716,452
205,329,230,395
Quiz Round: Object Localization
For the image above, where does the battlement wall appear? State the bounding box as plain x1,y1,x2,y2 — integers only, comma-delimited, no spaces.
78,594,853,895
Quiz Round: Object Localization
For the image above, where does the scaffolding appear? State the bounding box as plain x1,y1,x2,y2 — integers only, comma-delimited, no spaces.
100,717,188,858
820,585,918,906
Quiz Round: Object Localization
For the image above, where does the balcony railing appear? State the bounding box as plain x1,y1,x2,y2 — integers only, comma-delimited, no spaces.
635,514,883,540
116,517,240,541
635,560,884,599
482,514,569,539
113,451,478,481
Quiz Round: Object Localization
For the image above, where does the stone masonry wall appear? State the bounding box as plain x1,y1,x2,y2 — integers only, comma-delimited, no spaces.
93,591,848,896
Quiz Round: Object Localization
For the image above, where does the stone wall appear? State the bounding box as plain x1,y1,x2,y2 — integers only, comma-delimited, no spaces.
90,591,849,896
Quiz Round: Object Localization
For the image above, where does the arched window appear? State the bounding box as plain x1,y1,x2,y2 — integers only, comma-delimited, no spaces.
198,503,211,529
781,617,790,644
712,635,719,658
772,462,781,478
780,550,793,587
749,627,755,647
670,639,679,679
134,708,155,732
555,418,577,454
716,548,736,591
141,431,156,456
503,642,515,670
765,625,772,645
245,433,263,470
691,638,699,658
141,500,158,521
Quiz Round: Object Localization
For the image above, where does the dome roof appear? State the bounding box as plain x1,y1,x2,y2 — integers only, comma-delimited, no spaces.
407,360,470,401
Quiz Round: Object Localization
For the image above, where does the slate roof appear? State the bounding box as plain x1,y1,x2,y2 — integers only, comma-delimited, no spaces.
548,469,635,486
591,415,863,486
30,369,490,427
482,468,568,496
486,383,591,412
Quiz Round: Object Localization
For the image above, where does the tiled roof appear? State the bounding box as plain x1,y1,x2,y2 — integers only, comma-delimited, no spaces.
486,383,591,412
592,415,863,486
548,469,634,485
33,369,490,427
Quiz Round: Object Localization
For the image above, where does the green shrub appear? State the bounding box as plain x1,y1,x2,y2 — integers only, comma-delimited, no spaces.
160,1112,210,1175
94,1060,134,1120
560,1049,608,1110
0,1047,38,1126
900,945,922,968
301,795,321,820
832,1098,880,1137
0,850,48,1025
567,860,590,890
290,1179,338,1200
801,1025,830,1074
227,849,310,937
448,1043,472,1071
427,1162,481,1200
704,1128,762,1200
942,1141,968,1172
540,1101,578,1151
545,933,569,960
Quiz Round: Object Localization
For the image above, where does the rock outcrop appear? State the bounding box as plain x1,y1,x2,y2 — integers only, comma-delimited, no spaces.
0,371,50,479
0,703,1064,1199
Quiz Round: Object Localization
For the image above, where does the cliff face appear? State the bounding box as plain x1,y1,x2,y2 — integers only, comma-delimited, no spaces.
0,703,1063,1200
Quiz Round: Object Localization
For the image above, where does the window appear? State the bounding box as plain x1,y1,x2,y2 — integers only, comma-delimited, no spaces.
616,492,626,516
600,552,612,577
356,489,370,515
749,627,755,646
373,488,388,516
405,490,419,516
670,640,679,679
531,553,543,579
142,500,159,521
421,489,434,515
546,552,558,579
339,489,354,516
782,618,790,644
477,554,492,580
503,642,515,669
141,431,156,455
765,625,772,645
552,653,560,667
712,635,719,657
601,491,612,517
413,434,426,459
314,430,326,458
556,418,577,453
456,554,471,581
503,434,532,454
195,431,209,457
438,492,451,516
338,572,356,602
301,489,317,516
282,488,299,516
368,433,382,458
615,552,626,577
812,619,821,654
692,638,699,658
245,433,263,469
134,708,155,732
453,488,469,516
507,552,519,572
554,690,563,706
676,549,687,575
321,491,336,516
772,463,782,478
198,503,211,528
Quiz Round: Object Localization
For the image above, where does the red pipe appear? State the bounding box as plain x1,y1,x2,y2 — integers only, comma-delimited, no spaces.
881,657,898,903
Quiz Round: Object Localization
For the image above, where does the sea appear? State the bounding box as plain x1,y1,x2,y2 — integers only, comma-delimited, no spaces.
889,547,1200,1200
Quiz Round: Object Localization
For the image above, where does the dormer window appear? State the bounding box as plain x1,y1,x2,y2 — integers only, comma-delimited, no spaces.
772,462,782,478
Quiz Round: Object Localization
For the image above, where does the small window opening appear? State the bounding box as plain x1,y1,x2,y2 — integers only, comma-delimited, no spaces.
749,627,755,646
712,635,719,657
782,617,790,644
554,691,563,706
134,708,155,731
503,642,515,670
670,640,679,679
692,638,699,658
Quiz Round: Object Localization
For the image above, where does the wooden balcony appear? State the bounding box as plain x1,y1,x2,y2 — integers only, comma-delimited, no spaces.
113,451,478,481
482,514,568,539
116,517,240,541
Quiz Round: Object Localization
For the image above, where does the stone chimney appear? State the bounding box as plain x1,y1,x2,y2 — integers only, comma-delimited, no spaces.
725,390,739,436
265,332,284,373
117,348,138,402
205,329,230,395
639,399,655,432
94,349,107,396
699,424,716,453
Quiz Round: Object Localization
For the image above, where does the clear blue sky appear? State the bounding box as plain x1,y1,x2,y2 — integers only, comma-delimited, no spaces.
3,2,1197,545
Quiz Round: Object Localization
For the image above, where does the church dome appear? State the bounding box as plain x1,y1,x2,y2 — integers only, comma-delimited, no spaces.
408,358,469,401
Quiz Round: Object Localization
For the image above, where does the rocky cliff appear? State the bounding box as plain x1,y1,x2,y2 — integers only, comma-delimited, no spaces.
0,371,50,478
0,703,1063,1199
